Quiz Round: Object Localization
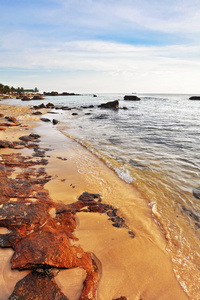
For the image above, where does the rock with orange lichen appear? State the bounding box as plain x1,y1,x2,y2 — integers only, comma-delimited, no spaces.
8,272,69,300
0,138,134,299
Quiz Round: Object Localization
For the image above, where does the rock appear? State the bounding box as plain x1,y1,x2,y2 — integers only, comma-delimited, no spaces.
8,272,69,300
193,187,200,199
5,116,18,124
33,103,46,109
32,111,42,115
72,113,78,116
99,100,119,109
46,102,54,108
32,95,45,100
189,96,200,100
21,96,31,101
0,127,6,131
44,91,59,96
19,134,40,142
124,95,140,100
0,113,4,118
0,122,18,127
93,94,97,97
52,119,59,125
40,118,51,122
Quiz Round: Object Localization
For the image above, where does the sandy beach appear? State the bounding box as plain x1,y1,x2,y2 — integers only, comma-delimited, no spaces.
0,103,188,300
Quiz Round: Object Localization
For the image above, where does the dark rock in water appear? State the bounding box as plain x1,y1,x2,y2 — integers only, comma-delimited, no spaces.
33,103,46,109
94,114,108,120
52,119,59,125
193,187,200,199
93,94,97,97
124,95,140,101
44,91,59,96
99,100,119,109
129,159,148,169
189,96,200,100
72,112,78,116
32,95,44,100
40,118,51,122
8,272,69,300
21,96,31,101
46,102,54,108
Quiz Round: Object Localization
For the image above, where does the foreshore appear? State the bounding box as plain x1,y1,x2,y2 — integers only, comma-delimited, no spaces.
0,103,188,300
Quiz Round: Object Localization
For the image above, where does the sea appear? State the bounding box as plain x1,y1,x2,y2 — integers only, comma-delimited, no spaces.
3,93,200,298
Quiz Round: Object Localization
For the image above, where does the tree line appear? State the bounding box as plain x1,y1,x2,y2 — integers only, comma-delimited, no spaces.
0,83,39,94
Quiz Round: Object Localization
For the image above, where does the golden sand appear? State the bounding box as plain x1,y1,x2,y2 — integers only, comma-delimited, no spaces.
0,103,188,299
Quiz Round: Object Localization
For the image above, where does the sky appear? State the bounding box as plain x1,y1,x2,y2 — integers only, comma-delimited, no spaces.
0,0,200,94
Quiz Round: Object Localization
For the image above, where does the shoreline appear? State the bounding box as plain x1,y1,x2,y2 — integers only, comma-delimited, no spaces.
0,103,188,299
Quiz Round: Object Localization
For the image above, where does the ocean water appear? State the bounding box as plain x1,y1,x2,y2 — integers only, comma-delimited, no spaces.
3,93,200,298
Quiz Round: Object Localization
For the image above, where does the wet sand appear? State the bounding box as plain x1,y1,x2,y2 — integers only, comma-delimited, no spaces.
0,103,188,299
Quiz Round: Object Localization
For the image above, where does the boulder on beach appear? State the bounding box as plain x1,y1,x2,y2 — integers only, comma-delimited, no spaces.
189,96,200,100
124,95,140,101
52,119,59,125
40,118,51,122
99,100,119,109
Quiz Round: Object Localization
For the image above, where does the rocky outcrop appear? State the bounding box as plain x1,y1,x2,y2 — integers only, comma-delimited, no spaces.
32,95,45,100
99,100,119,109
189,96,200,100
124,95,140,101
43,92,79,96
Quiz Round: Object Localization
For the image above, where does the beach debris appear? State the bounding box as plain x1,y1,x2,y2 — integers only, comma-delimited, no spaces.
124,95,140,101
98,100,119,109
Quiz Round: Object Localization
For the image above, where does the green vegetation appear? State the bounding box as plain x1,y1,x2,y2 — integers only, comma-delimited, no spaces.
0,83,39,95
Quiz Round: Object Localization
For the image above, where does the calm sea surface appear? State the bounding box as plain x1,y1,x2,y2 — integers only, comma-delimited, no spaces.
3,93,200,298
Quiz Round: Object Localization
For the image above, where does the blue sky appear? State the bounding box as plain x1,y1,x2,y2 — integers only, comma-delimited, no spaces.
0,0,200,93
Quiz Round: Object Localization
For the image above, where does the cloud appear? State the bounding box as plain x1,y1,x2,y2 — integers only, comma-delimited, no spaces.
0,0,200,93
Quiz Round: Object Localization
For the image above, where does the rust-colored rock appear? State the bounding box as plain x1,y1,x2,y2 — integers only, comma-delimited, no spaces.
8,272,69,300
0,131,134,299
5,116,19,124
